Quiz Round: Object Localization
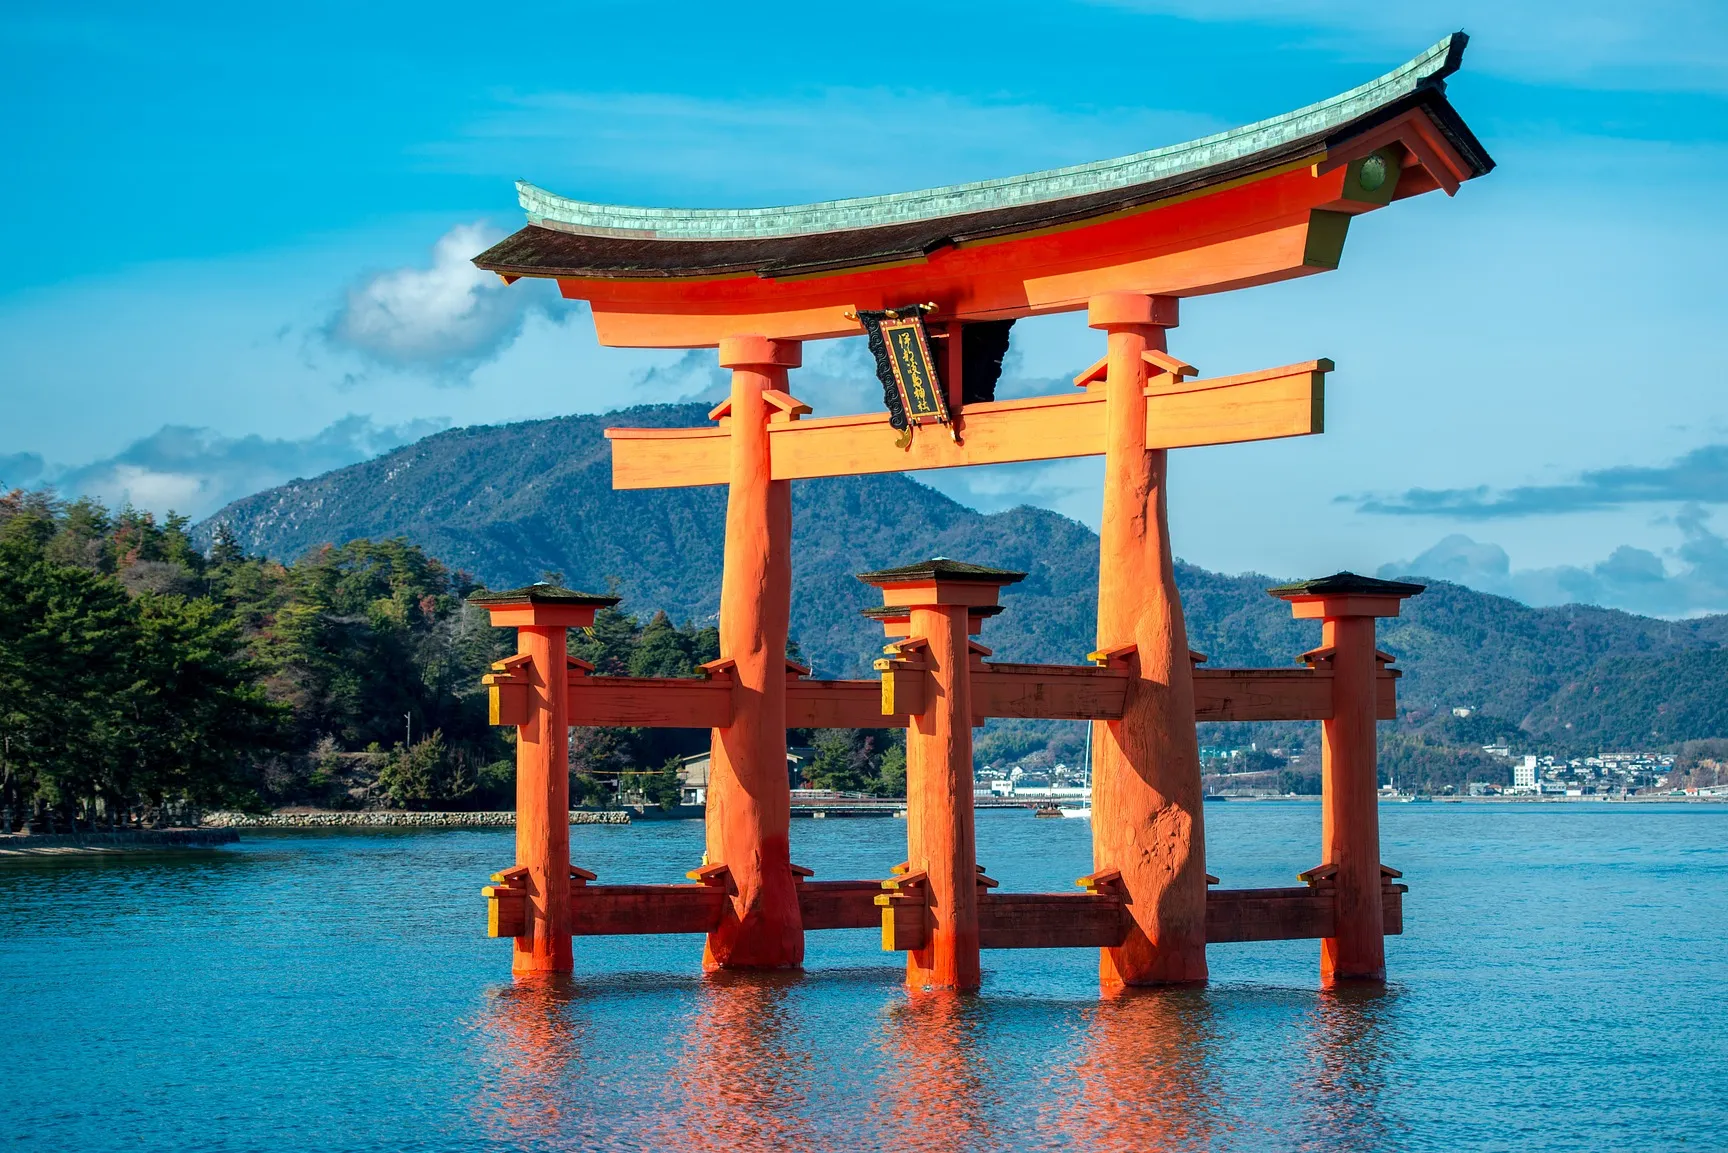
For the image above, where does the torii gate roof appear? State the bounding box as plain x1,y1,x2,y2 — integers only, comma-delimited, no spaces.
474,34,1491,347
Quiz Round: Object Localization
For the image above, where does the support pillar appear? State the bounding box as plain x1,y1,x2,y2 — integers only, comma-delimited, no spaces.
705,334,804,970
1085,292,1209,988
862,559,1023,992
471,585,619,974
1272,573,1423,984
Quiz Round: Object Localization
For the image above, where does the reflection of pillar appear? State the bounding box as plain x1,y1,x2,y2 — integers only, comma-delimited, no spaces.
1272,574,1423,984
1087,292,1207,988
475,974,583,1144
1062,989,1218,1152
871,994,992,1151
861,560,1022,992
706,335,804,970
654,972,814,1152
472,586,617,975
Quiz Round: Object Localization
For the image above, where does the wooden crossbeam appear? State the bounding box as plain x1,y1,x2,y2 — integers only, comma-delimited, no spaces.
606,360,1328,489
486,875,1403,944
522,662,1397,730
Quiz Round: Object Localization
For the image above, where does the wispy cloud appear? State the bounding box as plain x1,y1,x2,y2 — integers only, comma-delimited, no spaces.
1354,444,1728,519
34,416,448,520
424,88,1222,207
1381,505,1728,616
326,223,550,378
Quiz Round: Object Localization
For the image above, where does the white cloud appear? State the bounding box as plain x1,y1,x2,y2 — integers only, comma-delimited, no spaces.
42,415,448,520
327,223,544,374
1381,505,1728,617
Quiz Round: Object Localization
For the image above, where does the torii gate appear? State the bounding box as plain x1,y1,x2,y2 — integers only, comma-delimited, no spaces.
469,35,1491,992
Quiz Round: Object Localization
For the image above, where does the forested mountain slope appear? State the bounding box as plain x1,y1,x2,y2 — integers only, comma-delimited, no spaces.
199,404,1728,745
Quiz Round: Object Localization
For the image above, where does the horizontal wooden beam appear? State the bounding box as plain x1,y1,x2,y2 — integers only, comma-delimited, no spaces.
1191,667,1398,722
1204,885,1404,943
566,676,732,729
796,879,883,931
488,878,1405,945
787,679,908,729
971,662,1129,722
606,361,1326,489
491,662,1398,730
977,892,1126,949
571,883,727,936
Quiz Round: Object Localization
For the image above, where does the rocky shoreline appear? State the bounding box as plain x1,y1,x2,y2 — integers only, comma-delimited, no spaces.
199,810,631,828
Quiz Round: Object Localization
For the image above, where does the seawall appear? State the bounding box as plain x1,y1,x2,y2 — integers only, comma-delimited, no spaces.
200,810,632,828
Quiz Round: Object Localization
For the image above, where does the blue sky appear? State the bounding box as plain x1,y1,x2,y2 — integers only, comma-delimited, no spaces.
3,1,1727,615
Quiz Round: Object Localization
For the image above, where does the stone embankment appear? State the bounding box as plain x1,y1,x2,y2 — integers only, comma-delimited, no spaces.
0,829,240,856
200,810,631,828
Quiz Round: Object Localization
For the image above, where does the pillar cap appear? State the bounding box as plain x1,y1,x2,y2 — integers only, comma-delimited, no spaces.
1087,292,1179,330
1268,572,1424,619
858,558,1026,586
468,583,620,628
858,557,1025,614
717,335,802,369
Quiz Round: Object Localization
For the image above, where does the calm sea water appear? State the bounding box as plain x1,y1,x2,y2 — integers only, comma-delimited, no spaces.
1,803,1722,1152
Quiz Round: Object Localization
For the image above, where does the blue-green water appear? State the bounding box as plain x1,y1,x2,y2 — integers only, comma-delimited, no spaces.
1,803,1722,1152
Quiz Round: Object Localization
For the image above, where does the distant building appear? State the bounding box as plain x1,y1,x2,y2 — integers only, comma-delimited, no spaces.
1514,755,1538,791
1452,706,1474,718
678,749,805,806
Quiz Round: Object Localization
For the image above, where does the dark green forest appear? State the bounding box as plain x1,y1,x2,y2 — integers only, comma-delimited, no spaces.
0,491,908,831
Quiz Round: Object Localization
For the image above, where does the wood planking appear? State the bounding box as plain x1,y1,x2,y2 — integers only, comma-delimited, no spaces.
566,677,732,728
1203,886,1405,943
786,679,908,729
970,664,1129,722
605,362,1326,490
976,893,1127,949
552,665,1394,728
796,880,883,931
570,884,727,936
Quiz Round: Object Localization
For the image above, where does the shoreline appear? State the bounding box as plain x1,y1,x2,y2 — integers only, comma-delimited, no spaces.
199,810,632,829
0,829,240,857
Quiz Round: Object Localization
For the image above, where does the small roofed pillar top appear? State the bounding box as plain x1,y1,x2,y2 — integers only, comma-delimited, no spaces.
858,558,1026,636
1268,572,1425,620
468,584,621,629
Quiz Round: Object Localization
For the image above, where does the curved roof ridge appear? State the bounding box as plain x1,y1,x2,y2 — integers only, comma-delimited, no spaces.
519,33,1466,242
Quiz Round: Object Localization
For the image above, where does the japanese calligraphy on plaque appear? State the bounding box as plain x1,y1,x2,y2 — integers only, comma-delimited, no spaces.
854,303,959,448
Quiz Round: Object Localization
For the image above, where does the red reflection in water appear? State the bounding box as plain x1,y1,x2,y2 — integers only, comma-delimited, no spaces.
645,970,816,1153
1055,986,1220,1152
868,992,996,1151
474,973,586,1148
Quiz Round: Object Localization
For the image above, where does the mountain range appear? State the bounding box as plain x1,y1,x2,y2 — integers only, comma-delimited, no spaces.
198,404,1728,751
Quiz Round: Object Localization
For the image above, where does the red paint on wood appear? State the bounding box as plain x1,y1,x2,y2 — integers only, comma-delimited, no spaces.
1088,293,1208,988
703,337,804,970
512,625,572,972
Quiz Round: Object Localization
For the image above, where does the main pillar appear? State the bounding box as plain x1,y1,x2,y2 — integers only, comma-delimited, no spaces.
1272,573,1423,983
861,559,1023,992
472,585,619,974
705,334,805,969
1086,292,1208,988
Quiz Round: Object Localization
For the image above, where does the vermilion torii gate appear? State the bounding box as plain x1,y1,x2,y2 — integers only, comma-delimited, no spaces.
470,35,1490,991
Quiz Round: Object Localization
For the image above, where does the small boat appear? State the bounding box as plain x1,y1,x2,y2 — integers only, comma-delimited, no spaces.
1033,803,1063,818
1203,794,1229,803
1058,807,1092,819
